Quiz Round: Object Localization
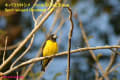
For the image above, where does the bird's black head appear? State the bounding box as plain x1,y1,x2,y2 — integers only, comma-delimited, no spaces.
48,34,57,41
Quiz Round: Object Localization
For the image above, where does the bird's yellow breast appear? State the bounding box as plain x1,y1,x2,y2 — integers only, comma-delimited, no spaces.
43,40,58,56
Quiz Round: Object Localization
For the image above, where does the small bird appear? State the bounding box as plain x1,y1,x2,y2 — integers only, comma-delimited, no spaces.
41,34,58,71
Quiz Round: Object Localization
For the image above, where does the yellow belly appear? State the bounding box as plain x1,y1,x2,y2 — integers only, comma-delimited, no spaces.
43,40,58,57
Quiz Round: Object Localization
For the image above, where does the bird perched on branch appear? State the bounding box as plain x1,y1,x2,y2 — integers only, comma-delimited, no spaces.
41,34,58,72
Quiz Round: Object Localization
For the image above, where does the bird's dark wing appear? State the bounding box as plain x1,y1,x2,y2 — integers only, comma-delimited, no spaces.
41,58,52,72
40,41,46,65
40,41,46,57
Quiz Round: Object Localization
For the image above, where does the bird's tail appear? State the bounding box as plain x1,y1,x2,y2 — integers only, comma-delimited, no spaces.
41,58,52,72
41,67,45,72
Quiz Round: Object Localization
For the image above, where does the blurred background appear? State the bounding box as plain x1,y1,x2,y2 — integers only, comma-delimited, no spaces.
0,0,120,80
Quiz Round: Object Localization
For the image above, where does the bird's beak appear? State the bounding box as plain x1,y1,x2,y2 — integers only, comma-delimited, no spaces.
53,34,57,39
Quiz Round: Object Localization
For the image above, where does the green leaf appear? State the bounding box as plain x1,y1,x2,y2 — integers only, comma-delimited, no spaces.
97,53,103,60
53,72,62,80
88,35,94,40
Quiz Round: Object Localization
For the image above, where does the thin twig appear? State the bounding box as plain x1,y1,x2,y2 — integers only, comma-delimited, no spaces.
95,66,99,80
58,30,63,45
3,36,8,63
31,0,39,23
54,17,65,34
16,72,18,80
101,42,120,79
105,41,120,72
111,48,120,55
0,0,60,71
36,0,54,25
66,7,74,80
37,72,44,80
49,8,62,34
104,49,117,77
103,40,120,79
47,0,54,11
1,45,120,75
100,48,119,79
109,63,120,73
0,42,20,51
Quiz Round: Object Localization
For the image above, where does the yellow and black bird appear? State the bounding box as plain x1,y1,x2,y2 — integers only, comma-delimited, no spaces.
41,34,58,71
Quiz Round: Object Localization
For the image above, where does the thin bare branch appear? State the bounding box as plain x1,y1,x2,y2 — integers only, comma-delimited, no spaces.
109,63,120,73
105,49,117,73
16,72,18,80
54,17,65,34
1,45,120,75
48,0,54,11
31,0,39,23
101,41,120,79
36,72,44,80
36,0,54,25
66,7,74,80
3,36,8,63
49,8,62,34
95,66,99,80
0,42,19,51
58,30,63,45
100,48,119,78
111,48,120,55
